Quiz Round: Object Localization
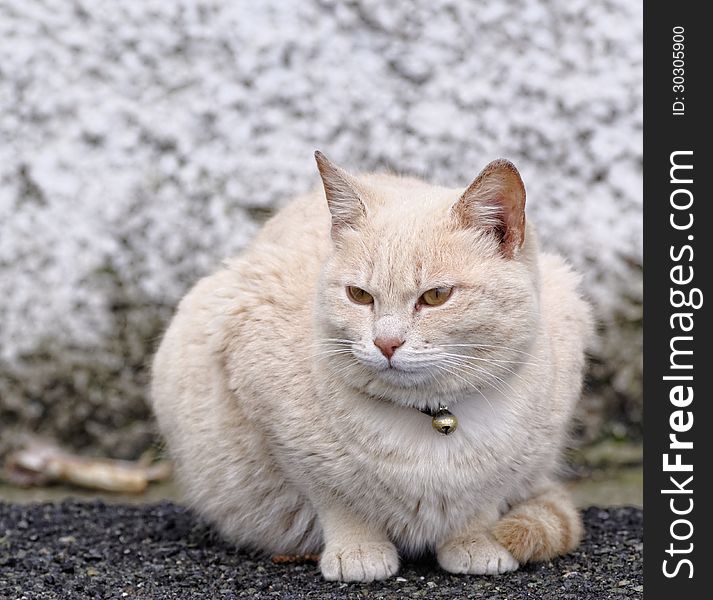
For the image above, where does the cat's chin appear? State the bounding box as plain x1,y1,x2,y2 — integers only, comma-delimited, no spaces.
359,367,455,412
327,356,468,411
373,366,433,388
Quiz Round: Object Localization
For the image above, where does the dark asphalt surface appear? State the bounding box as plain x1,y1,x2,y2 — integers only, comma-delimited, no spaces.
0,501,642,599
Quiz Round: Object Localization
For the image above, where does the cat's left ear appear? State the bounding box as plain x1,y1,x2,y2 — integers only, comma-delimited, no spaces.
451,159,526,258
315,151,367,240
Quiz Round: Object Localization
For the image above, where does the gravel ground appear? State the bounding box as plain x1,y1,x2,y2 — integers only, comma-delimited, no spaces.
0,501,642,599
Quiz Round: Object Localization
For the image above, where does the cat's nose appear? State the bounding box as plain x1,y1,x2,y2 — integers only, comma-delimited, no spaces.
373,337,404,360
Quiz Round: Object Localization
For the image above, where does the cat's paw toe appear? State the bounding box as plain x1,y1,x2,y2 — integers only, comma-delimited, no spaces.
437,532,519,575
320,541,399,582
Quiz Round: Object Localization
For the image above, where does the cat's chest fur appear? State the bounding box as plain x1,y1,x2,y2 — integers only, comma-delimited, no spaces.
277,379,551,550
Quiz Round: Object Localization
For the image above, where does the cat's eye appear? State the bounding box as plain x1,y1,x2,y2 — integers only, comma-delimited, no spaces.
346,286,374,305
419,287,453,307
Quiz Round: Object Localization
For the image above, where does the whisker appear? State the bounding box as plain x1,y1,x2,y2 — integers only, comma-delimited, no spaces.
437,351,538,367
438,353,532,385
307,342,353,350
329,360,368,381
439,358,516,399
437,343,542,361
310,349,354,357
438,353,530,408
433,363,496,418
439,358,523,404
296,348,355,363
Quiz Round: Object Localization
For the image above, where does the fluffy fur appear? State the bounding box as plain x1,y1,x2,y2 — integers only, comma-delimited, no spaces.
151,153,592,582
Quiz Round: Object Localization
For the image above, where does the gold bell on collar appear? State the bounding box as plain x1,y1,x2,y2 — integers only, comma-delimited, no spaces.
431,406,458,435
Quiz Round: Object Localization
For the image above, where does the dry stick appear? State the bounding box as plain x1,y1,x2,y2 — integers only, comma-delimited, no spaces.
271,554,321,564
5,441,172,494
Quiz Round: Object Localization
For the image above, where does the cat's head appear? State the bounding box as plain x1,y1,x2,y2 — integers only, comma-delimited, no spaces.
314,152,540,411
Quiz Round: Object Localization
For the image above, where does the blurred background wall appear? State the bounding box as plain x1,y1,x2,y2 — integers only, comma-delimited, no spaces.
0,0,642,460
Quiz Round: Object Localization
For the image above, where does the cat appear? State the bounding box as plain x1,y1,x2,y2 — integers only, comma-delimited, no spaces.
151,151,593,582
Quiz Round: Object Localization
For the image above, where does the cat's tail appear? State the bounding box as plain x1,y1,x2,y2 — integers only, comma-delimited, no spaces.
492,485,583,563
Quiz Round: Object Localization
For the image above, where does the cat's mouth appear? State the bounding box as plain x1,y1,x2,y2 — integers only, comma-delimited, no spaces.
373,363,434,386
346,347,438,387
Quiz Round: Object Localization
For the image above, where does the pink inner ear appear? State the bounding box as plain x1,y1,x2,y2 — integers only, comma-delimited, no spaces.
502,207,526,257
454,159,526,258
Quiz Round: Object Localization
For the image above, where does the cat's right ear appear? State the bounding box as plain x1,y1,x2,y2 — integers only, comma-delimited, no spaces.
315,151,367,239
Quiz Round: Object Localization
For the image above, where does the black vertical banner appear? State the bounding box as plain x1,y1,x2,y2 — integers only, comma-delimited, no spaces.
644,2,711,598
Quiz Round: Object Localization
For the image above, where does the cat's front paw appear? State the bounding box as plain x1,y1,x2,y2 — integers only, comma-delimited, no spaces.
320,541,399,582
437,532,519,575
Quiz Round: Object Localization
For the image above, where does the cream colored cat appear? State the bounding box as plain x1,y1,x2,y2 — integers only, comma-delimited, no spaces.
151,152,592,582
